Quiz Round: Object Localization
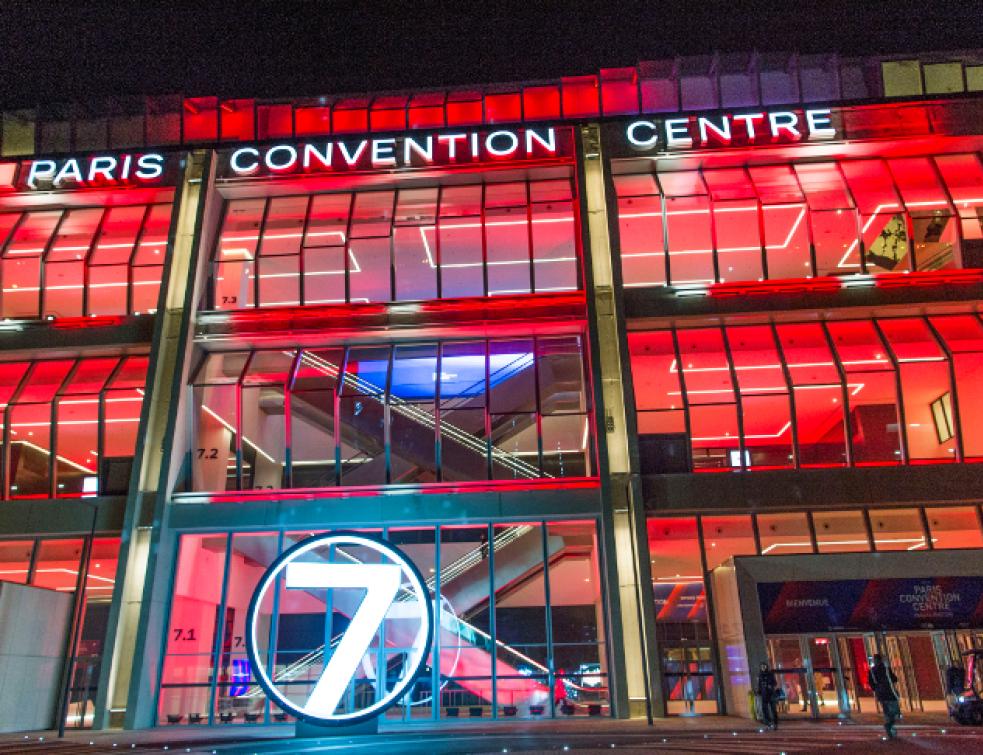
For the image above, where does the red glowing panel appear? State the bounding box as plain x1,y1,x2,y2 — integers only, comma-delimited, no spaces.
17,360,74,402
702,168,756,201
331,99,369,134
370,96,408,132
60,357,119,395
407,92,445,129
522,86,561,121
934,153,983,220
627,331,680,412
446,91,483,126
794,163,854,211
839,160,902,215
294,105,331,136
561,76,599,118
46,208,102,262
748,165,805,205
485,92,522,124
257,104,293,139
877,318,944,362
600,68,639,116
220,99,255,142
183,97,218,142
0,362,29,405
888,157,950,210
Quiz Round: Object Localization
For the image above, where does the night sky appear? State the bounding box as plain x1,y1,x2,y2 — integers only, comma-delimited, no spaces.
1,1,981,107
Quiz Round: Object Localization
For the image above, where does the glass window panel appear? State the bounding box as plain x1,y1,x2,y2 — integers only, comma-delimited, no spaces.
88,265,130,316
302,246,345,304
931,316,983,459
256,254,300,307
439,406,487,482
489,340,536,413
749,165,805,204
757,512,813,555
240,384,286,490
700,515,756,569
389,402,437,482
90,205,145,265
647,517,706,617
55,393,99,497
132,263,164,314
9,402,53,497
911,210,958,271
17,359,74,402
0,540,34,584
617,194,665,287
340,346,389,397
439,185,483,217
159,534,227,724
2,256,42,318
861,211,910,273
46,208,103,262
395,187,438,225
131,203,172,265
763,203,811,278
290,348,341,488
869,508,927,551
437,213,484,298
193,352,248,385
689,404,740,470
925,506,983,549
216,533,278,722
439,341,486,408
242,350,295,386
192,384,237,491
0,213,22,251
812,510,869,552
338,395,386,485
712,200,762,282
703,168,756,201
934,153,983,220
214,199,263,310
102,384,143,461
628,331,680,412
486,206,530,295
827,321,901,464
532,199,577,292
391,343,438,403
665,196,715,284
304,193,351,248
658,171,706,198
347,237,391,302
43,259,85,317
613,173,658,197
393,225,437,300
0,362,30,405
490,412,538,480
839,161,903,215
60,357,118,394
258,195,307,257
546,520,606,716
794,163,854,210
484,182,527,208
349,191,394,238
540,414,590,477
5,210,60,257
888,157,951,210
676,328,734,405
811,209,861,275
530,179,573,203
31,538,83,592
537,336,586,415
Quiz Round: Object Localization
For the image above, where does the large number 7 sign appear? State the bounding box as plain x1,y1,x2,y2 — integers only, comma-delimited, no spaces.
246,533,433,725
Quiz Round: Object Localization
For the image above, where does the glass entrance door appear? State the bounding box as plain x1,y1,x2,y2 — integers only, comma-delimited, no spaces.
766,636,848,719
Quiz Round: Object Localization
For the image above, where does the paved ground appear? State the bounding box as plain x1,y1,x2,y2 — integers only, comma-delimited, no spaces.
2,715,982,754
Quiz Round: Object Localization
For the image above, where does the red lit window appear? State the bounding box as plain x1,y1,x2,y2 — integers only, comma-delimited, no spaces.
840,160,909,274
484,92,522,124
934,154,983,237
931,315,983,460
369,96,408,132
219,99,255,141
332,99,369,134
183,97,218,142
561,76,599,118
614,174,664,287
522,86,561,121
600,68,639,116
408,92,446,129
294,104,331,136
888,158,959,271
257,104,293,139
446,91,482,126
627,331,685,473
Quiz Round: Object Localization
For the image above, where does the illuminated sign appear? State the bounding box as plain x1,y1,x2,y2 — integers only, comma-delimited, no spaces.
18,153,172,190
624,108,839,151
220,126,572,178
246,532,433,725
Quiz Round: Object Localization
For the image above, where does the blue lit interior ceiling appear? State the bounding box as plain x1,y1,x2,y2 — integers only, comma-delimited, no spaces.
348,352,533,400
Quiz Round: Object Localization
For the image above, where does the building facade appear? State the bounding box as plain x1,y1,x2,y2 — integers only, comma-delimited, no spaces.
0,49,982,731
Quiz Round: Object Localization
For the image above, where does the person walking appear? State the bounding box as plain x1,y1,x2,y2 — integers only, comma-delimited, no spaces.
868,654,901,739
757,661,780,730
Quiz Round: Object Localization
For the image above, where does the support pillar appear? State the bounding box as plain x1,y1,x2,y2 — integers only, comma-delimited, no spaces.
578,125,663,719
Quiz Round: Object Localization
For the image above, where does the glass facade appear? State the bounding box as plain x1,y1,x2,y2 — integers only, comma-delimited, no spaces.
614,155,983,287
0,355,148,498
187,338,593,492
0,198,173,318
210,177,580,309
158,522,608,724
628,315,983,472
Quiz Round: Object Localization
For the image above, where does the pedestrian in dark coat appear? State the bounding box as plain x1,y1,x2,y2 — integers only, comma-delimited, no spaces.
868,654,901,738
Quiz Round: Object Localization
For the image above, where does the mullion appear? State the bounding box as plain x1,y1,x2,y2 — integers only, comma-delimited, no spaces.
125,203,154,316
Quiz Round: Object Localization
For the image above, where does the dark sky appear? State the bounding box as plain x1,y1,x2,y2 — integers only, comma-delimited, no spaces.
1,0,981,108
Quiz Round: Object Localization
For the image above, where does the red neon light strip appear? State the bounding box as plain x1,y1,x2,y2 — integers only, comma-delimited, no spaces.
700,269,983,298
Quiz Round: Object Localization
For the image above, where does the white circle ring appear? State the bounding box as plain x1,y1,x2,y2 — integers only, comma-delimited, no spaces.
245,532,434,725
